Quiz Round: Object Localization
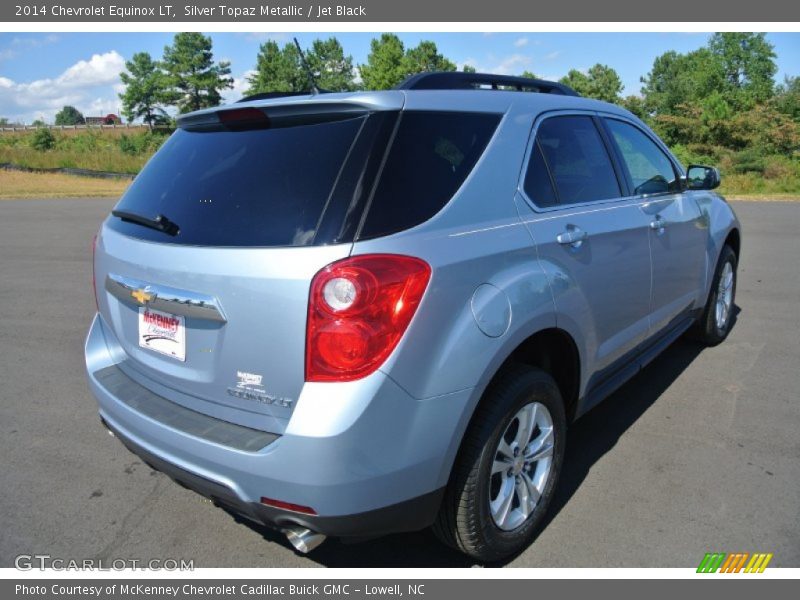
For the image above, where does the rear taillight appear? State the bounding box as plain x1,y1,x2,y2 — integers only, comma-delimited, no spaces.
91,232,99,310
306,254,431,382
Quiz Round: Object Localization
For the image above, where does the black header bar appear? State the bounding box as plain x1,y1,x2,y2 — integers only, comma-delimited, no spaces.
4,0,800,23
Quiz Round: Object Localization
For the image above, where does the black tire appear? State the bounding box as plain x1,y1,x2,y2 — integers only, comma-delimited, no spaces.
691,245,737,346
433,364,566,562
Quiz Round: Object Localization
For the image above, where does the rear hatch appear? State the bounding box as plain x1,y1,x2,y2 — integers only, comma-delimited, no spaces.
94,96,401,434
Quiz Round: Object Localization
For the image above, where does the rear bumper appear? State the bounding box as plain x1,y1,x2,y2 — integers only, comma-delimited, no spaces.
85,313,470,537
101,415,444,537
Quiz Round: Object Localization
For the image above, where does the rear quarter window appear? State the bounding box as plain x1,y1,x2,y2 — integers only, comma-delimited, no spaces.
358,111,501,239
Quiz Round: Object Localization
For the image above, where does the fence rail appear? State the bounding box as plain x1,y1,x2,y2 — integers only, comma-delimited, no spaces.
0,124,170,132
1,162,136,180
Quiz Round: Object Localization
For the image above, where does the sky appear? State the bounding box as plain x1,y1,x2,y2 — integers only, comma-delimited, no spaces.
0,32,798,124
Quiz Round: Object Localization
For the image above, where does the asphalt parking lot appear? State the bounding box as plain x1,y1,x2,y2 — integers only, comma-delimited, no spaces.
0,198,798,568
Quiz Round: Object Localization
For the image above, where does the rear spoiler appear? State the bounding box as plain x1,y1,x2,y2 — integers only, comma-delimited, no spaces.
177,102,373,132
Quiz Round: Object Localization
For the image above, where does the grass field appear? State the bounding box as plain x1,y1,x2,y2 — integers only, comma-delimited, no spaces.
1,169,797,201
0,170,130,199
0,128,169,174
0,146,150,174
1,128,797,199
719,172,800,197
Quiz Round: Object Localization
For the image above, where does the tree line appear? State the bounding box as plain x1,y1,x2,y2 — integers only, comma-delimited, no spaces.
116,32,798,181
18,32,797,187
116,32,463,124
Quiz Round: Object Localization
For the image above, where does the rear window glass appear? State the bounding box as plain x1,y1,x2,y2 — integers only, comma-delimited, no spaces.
358,111,501,239
107,117,364,247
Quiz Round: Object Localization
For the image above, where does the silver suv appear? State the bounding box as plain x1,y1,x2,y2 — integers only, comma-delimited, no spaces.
85,72,741,561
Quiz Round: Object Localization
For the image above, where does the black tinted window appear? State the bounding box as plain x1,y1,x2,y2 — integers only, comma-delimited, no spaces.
536,116,620,205
523,143,558,208
359,111,500,239
605,119,679,195
107,117,364,246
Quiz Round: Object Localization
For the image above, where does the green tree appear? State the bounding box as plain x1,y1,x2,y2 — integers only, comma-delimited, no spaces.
641,35,777,116
559,64,623,103
640,48,725,116
162,33,233,113
118,52,169,128
462,64,477,73
402,40,456,76
54,105,85,125
702,90,733,122
708,32,777,108
31,118,46,127
0,117,8,127
307,37,357,91
620,95,648,119
31,128,56,151
245,40,305,95
520,70,539,80
359,34,407,90
774,75,800,121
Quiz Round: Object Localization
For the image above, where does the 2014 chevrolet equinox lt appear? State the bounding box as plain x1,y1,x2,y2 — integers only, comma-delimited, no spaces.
85,72,741,561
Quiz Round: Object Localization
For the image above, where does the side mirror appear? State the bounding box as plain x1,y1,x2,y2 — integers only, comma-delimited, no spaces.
686,164,721,190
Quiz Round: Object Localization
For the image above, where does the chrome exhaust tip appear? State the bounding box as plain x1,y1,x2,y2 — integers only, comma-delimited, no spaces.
283,526,327,554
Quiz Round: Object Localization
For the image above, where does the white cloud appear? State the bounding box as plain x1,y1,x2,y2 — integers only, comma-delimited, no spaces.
497,54,534,75
513,37,529,48
544,51,562,61
223,70,257,104
0,50,126,124
465,53,534,76
58,51,125,88
538,74,565,83
86,95,121,116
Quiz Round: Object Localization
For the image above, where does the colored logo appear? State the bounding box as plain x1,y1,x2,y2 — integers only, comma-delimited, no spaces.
697,552,773,573
131,288,153,304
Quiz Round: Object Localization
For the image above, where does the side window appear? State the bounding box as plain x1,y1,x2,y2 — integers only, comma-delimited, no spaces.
604,119,680,195
527,115,621,206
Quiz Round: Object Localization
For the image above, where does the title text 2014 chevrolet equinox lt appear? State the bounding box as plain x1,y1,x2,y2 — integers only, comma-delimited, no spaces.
85,72,741,561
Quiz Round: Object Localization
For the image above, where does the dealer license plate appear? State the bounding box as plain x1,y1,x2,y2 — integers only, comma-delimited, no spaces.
138,307,186,362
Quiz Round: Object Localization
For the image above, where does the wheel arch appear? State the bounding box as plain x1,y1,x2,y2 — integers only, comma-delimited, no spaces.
724,227,741,261
465,326,582,441
435,326,580,531
502,328,581,422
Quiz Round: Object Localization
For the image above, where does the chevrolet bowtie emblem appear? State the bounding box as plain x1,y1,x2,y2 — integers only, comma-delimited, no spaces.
131,288,154,304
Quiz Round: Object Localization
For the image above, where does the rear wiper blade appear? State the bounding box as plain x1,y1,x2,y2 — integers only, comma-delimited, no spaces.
112,210,180,236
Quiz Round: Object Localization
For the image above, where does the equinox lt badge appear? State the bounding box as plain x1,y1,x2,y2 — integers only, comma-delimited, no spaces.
226,371,293,408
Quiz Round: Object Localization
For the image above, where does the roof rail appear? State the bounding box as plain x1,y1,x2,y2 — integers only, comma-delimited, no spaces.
237,90,321,103
395,72,580,96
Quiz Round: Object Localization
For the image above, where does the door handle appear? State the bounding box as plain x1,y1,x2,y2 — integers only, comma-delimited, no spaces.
649,216,668,233
557,227,588,248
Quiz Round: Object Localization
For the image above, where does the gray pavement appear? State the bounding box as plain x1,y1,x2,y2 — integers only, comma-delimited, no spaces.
0,198,798,567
